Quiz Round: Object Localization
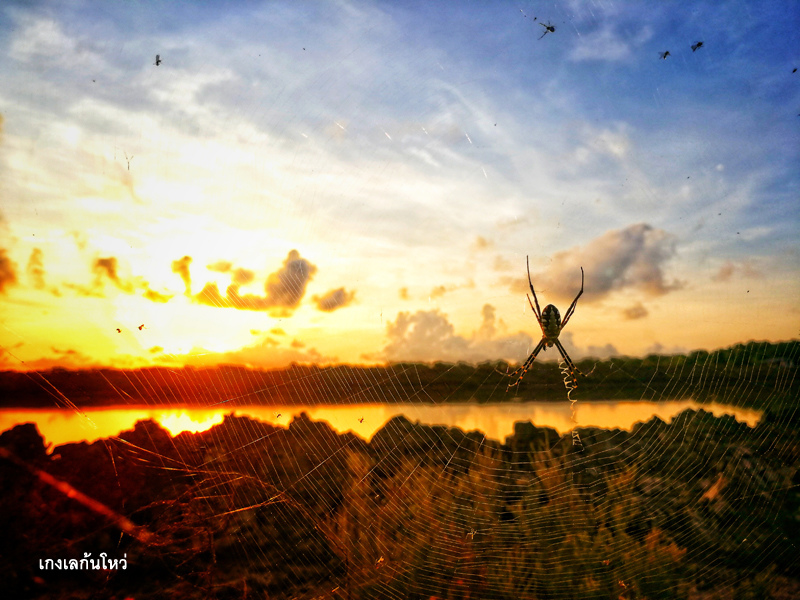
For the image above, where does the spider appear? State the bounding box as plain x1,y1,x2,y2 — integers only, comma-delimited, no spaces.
507,256,584,390
539,22,555,39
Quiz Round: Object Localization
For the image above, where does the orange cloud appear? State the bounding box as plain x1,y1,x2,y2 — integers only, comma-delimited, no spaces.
313,288,355,312
93,257,134,293
0,249,18,293
194,250,317,316
26,248,46,289
171,256,192,295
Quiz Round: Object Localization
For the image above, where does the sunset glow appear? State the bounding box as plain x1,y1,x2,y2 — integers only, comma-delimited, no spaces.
0,1,797,373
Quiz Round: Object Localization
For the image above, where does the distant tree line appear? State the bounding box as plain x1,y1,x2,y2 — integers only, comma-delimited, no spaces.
0,340,796,410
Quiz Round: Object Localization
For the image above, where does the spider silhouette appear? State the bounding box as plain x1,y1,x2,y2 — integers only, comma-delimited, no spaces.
154,54,162,66
506,256,584,390
691,41,703,52
539,22,555,39
660,51,671,60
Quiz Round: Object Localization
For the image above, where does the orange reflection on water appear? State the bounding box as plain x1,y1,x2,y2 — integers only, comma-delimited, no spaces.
0,400,763,451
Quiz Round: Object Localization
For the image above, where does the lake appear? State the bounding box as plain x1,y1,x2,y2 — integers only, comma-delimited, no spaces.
0,400,763,450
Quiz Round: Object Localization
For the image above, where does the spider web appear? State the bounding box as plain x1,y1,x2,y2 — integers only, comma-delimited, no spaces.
1,1,799,599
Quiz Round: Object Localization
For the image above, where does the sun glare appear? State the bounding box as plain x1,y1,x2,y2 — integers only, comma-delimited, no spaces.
157,410,225,436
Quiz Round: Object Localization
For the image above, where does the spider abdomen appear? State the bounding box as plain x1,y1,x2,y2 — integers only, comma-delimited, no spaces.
541,304,561,339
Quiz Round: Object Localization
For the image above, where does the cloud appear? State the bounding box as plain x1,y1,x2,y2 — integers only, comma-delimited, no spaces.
160,338,334,370
472,235,493,250
207,260,233,273
622,302,648,320
0,249,18,293
171,256,192,295
493,255,513,272
93,257,134,293
195,250,317,316
510,223,682,304
712,260,764,282
313,287,356,312
557,331,620,361
712,261,735,283
143,287,172,303
429,280,475,299
375,305,532,364
26,248,46,289
264,250,317,312
645,342,689,357
232,268,255,285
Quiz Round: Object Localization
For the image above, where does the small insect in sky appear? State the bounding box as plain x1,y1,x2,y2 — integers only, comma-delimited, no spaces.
507,256,584,390
154,54,162,66
539,22,555,39
138,324,145,331
358,417,364,423
691,41,704,52
660,51,671,60
116,328,121,333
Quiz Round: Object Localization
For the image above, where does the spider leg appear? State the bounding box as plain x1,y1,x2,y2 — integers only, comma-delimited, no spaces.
526,256,543,321
560,266,584,329
527,294,545,334
507,338,546,390
554,338,581,376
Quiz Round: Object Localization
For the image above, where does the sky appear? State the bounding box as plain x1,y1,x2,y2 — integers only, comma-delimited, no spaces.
0,0,798,371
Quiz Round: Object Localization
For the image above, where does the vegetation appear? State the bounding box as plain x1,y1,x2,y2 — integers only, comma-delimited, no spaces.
1,399,798,599
0,340,797,409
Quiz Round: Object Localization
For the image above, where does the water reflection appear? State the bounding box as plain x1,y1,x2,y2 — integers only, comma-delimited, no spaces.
0,400,762,451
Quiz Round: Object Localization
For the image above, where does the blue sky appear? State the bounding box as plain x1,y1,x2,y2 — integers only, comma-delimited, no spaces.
0,0,798,370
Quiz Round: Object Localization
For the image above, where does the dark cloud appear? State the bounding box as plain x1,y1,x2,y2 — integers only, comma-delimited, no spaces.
263,250,317,313
509,223,681,304
194,250,316,316
622,302,648,320
171,256,192,295
26,248,45,289
93,257,134,293
313,287,355,312
0,249,18,293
